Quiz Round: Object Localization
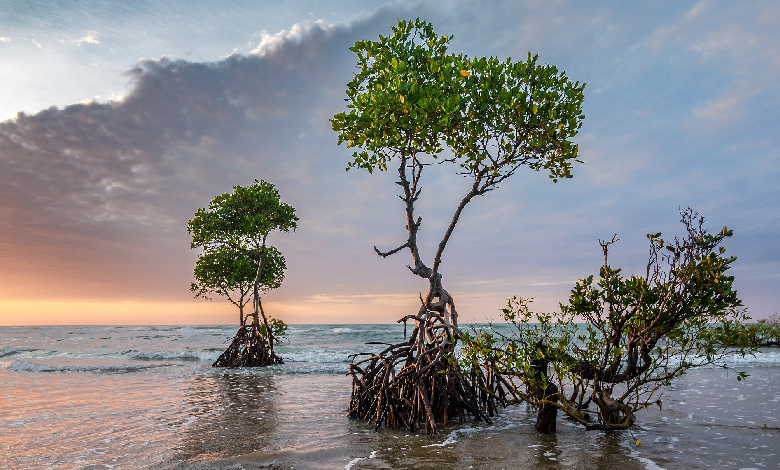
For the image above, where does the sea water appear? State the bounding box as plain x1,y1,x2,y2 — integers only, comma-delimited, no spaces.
1,324,778,470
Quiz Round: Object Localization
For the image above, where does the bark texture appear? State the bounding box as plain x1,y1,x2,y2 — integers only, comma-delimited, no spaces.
531,354,559,434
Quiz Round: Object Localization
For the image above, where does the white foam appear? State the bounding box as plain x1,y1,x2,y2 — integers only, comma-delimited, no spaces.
125,349,211,362
332,327,355,333
5,360,157,373
280,349,353,363
422,425,483,448
0,347,36,358
719,350,780,365
344,450,377,469
634,455,667,470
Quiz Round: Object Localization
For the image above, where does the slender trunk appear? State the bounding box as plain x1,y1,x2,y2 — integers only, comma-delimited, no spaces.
252,234,274,348
259,297,274,357
213,236,281,368
347,151,493,434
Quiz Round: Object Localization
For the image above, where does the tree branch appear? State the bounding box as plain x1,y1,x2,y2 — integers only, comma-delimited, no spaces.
374,242,409,258
431,185,479,275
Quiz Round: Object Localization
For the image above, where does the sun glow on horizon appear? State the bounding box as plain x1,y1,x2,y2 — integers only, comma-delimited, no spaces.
0,300,237,326
0,297,428,326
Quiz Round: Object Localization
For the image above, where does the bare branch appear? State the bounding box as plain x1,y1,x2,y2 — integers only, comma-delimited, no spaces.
374,242,409,258
598,235,620,267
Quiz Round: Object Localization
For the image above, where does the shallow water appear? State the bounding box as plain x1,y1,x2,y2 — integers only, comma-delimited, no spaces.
1,325,778,469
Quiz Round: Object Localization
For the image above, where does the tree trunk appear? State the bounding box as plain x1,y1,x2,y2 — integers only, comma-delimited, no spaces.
347,154,494,434
531,353,558,434
589,391,636,430
212,237,282,368
258,298,274,358
348,275,493,435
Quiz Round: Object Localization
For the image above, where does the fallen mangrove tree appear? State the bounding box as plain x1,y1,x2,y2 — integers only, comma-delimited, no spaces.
463,209,753,433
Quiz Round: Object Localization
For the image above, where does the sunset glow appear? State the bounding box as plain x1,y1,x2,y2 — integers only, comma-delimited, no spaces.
1,2,778,325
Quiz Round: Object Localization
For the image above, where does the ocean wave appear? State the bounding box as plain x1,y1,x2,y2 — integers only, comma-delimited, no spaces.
718,349,780,365
123,349,214,362
650,349,780,369
280,349,354,364
3,360,161,373
208,362,349,375
0,347,38,358
331,327,355,334
275,363,350,375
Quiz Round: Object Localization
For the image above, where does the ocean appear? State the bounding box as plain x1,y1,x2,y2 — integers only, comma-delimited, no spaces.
1,324,778,470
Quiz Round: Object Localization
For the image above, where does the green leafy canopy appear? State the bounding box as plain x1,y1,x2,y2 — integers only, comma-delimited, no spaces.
331,18,585,184
187,179,297,311
191,245,286,303
462,209,751,430
188,179,298,251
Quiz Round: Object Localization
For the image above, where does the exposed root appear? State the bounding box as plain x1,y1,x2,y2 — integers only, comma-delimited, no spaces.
348,316,495,435
585,392,636,431
213,324,282,367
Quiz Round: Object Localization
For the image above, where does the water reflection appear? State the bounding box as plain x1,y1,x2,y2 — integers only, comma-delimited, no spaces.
348,405,648,470
154,371,380,470
171,370,282,464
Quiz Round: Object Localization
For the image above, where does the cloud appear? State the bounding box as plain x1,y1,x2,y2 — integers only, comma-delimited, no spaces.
0,37,10,43
250,20,335,57
0,16,402,306
75,32,100,46
0,2,778,323
59,31,101,46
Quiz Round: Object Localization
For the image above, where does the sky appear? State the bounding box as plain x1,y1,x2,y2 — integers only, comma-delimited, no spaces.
0,0,778,325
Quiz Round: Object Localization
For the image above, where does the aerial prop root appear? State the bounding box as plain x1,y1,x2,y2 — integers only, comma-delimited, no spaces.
347,315,496,435
213,323,283,368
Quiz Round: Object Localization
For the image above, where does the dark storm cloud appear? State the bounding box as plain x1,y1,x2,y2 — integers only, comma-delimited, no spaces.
0,18,377,300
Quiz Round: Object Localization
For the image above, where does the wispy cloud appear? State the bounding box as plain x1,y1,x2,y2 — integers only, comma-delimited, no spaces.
307,293,416,307
250,20,334,57
59,31,101,46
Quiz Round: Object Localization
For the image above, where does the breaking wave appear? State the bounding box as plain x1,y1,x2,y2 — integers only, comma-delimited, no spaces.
3,360,161,373
123,349,216,362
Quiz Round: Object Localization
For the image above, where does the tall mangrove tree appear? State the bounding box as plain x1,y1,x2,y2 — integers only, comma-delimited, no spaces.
331,18,585,434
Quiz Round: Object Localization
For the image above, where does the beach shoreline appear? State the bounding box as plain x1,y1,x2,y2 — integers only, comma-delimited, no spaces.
1,325,778,470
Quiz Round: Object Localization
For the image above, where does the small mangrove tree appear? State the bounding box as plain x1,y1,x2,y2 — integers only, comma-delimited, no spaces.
188,179,297,367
